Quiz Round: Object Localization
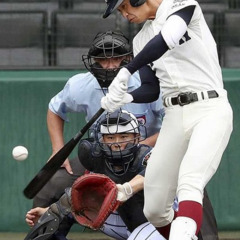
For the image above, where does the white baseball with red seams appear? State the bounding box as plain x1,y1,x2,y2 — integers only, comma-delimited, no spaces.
12,146,28,161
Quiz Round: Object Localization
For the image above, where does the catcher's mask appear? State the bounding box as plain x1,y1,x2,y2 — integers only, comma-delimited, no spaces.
95,110,146,176
82,30,132,88
103,0,146,18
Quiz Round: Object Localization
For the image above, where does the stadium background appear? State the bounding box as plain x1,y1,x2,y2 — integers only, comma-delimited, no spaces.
0,0,240,238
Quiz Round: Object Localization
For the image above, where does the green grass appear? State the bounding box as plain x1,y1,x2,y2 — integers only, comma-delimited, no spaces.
1,231,240,240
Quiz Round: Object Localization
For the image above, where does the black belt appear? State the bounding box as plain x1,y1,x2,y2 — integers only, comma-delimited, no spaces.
164,90,219,107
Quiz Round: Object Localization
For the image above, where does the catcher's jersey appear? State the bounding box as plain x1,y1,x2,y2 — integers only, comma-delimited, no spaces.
49,72,164,137
79,142,151,184
133,0,223,99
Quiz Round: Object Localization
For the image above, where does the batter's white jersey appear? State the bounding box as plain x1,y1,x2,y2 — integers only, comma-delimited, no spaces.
133,0,223,99
130,0,234,231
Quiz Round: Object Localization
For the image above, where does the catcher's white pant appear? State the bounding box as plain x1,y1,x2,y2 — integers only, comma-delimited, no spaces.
144,90,233,227
101,211,166,240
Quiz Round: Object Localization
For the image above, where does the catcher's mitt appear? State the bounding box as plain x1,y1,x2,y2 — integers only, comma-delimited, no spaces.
71,173,120,230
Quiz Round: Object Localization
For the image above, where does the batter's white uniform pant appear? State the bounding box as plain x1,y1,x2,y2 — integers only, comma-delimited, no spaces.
144,90,233,227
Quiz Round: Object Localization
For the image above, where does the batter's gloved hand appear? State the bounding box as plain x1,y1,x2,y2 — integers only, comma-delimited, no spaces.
101,68,133,112
108,67,131,96
101,92,133,113
116,182,133,202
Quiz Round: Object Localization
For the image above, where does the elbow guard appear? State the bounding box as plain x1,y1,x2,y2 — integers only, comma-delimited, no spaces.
161,15,188,49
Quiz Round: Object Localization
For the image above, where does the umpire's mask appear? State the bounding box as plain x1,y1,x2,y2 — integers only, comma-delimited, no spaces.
82,31,132,88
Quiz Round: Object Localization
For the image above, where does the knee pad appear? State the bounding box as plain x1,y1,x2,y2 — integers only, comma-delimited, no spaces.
50,188,72,219
169,217,198,240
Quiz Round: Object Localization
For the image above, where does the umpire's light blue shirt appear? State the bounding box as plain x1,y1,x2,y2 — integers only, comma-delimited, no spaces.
49,72,164,137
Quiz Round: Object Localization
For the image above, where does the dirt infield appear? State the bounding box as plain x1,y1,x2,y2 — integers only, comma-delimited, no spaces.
1,231,240,240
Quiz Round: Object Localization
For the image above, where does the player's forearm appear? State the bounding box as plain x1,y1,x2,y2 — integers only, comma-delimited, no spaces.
141,132,159,147
117,175,144,202
129,174,144,194
47,109,65,153
130,65,160,103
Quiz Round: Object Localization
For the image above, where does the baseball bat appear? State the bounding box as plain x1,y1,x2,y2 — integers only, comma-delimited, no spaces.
23,108,105,199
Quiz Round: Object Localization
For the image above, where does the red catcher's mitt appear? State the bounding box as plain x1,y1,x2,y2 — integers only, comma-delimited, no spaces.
71,173,120,230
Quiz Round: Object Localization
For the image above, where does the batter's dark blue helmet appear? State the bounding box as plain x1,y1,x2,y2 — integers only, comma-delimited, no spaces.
103,0,146,18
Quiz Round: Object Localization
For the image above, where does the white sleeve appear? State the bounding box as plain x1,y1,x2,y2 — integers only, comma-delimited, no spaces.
161,15,188,49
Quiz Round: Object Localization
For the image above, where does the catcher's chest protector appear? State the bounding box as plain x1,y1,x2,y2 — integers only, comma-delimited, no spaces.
91,145,150,184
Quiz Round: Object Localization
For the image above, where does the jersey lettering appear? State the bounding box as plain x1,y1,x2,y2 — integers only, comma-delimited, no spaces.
172,0,188,9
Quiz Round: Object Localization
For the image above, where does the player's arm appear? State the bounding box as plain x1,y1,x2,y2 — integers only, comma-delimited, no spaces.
126,6,196,74
47,109,65,154
117,174,145,202
47,109,73,174
141,132,159,147
128,174,144,193
25,207,49,227
130,65,160,103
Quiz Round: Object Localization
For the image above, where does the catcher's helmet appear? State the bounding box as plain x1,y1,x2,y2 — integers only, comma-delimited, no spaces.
82,30,132,88
103,0,146,18
95,110,146,175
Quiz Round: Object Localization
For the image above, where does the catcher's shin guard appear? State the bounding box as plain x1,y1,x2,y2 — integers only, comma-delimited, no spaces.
24,210,59,240
169,217,198,240
51,188,72,218
24,189,72,240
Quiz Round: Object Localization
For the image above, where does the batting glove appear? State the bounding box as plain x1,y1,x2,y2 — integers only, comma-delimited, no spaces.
108,67,131,96
116,182,133,202
101,92,133,113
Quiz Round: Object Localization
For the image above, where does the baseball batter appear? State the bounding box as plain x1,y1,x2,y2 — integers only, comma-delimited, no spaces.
101,0,233,239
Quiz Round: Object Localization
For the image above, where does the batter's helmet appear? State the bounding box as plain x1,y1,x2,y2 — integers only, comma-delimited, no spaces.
95,109,145,176
103,0,146,18
82,31,132,88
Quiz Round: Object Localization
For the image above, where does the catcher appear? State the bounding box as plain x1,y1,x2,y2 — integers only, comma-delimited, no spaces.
25,109,167,240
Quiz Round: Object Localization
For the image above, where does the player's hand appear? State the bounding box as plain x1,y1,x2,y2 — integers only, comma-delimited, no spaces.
62,159,73,174
25,207,49,227
48,153,73,174
101,92,133,113
108,67,131,97
101,68,133,112
116,182,133,202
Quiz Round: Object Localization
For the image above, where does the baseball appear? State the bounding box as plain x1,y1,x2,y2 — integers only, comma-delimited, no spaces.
12,146,28,161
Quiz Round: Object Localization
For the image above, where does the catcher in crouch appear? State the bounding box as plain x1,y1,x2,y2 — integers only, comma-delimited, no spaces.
25,109,167,240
